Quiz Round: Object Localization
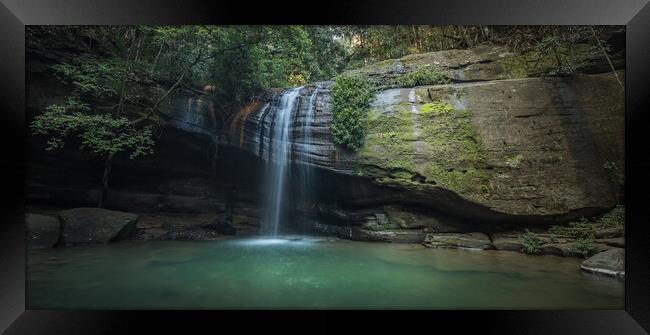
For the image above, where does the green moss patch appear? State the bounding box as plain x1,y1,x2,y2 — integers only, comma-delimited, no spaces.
396,66,450,87
359,104,417,173
358,95,492,196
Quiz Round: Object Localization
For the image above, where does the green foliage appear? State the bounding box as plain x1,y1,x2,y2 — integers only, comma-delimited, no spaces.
520,229,543,254
366,222,395,231
573,235,596,258
548,206,624,241
287,72,307,86
304,26,350,80
330,75,375,150
549,217,594,239
598,205,625,233
28,25,620,117
51,60,126,98
396,66,450,87
523,33,601,76
31,98,154,159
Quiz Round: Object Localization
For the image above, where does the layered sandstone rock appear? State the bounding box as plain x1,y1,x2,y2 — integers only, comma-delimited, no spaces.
226,46,624,224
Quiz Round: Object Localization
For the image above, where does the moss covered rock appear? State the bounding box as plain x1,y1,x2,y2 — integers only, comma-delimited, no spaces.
227,47,624,223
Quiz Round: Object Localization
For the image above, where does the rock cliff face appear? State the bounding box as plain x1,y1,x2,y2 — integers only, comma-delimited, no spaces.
26,41,624,242
225,46,624,232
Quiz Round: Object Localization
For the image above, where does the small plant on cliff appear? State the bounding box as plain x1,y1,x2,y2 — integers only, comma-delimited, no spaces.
548,217,595,239
330,75,375,150
598,205,625,234
520,229,543,254
397,66,450,87
573,234,596,258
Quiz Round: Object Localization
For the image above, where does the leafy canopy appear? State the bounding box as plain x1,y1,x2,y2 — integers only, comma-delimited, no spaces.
31,98,154,159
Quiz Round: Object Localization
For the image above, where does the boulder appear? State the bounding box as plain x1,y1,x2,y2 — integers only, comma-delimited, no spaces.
423,232,492,250
581,248,625,278
26,213,61,249
59,207,138,245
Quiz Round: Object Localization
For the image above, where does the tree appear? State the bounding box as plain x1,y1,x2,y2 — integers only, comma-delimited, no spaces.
31,98,155,207
30,26,158,207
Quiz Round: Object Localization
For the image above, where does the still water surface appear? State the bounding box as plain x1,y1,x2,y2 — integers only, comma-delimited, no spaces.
27,236,623,309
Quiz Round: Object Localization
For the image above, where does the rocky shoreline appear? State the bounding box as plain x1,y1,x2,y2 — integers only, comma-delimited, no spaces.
26,206,625,279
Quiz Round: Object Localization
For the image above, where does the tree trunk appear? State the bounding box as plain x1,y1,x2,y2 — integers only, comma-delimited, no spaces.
99,153,114,208
590,26,624,92
553,46,563,71
150,43,164,75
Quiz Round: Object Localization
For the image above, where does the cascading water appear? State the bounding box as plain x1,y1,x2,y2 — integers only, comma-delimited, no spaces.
262,87,302,235
301,85,320,188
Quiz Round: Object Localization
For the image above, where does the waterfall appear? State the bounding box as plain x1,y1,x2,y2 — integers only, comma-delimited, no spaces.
262,87,302,235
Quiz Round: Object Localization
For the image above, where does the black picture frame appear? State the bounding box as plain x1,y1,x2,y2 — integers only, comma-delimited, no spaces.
1,0,649,333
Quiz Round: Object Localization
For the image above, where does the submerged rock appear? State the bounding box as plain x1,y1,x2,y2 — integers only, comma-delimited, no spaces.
26,213,61,249
581,248,625,278
161,229,219,241
59,207,138,246
423,232,492,250
203,220,237,235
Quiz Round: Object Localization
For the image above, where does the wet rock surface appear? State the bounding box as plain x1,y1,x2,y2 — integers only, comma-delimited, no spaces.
423,232,492,250
134,213,258,241
203,220,237,235
581,248,625,278
490,233,524,252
